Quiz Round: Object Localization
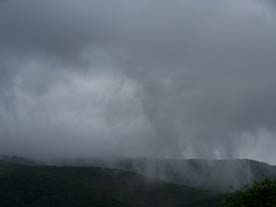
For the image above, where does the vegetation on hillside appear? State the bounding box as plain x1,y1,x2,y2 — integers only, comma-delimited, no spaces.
2,160,276,207
0,162,220,207
224,178,276,207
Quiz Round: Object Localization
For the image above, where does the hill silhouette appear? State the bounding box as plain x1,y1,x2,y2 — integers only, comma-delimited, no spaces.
0,160,221,207
52,158,276,191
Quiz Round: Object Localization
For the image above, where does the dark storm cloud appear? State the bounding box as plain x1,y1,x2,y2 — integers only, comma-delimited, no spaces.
1,0,276,163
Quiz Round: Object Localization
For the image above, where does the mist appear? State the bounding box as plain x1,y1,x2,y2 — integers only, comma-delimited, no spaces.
1,0,276,164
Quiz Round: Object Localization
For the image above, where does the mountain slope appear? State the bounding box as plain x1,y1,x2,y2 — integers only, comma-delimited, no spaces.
54,158,276,191
112,159,276,191
0,162,221,207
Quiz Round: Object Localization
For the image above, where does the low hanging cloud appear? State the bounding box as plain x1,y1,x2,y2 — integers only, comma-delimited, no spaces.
1,0,276,163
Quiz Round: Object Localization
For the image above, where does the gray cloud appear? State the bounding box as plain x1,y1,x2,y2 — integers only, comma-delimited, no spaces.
1,0,276,163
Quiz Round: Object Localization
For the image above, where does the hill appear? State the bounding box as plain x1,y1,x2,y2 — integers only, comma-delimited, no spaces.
52,158,276,191
0,161,221,207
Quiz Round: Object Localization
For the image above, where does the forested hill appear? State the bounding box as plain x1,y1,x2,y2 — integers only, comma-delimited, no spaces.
0,161,222,207
51,158,276,191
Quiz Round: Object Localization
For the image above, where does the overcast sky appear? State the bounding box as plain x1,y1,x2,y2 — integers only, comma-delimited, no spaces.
1,0,276,163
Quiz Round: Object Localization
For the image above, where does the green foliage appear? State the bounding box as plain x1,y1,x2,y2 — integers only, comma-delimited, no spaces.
224,178,276,207
0,163,221,207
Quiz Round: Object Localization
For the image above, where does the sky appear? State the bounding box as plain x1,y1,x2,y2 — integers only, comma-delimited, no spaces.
1,0,276,164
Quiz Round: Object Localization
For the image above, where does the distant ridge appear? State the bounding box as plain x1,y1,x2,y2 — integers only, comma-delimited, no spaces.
2,155,276,191
49,158,276,191
0,161,221,207
0,155,36,165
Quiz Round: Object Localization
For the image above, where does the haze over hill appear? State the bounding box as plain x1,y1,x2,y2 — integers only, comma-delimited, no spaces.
35,157,276,192
1,0,276,206
0,159,222,207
